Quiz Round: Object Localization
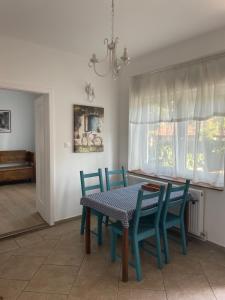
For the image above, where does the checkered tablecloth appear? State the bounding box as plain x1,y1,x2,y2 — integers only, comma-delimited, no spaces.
80,182,161,228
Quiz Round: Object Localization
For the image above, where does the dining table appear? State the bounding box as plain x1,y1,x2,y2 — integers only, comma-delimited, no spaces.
80,182,190,282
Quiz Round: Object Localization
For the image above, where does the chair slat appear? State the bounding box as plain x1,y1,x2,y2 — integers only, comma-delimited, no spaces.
110,181,125,187
168,199,183,208
108,169,124,175
170,185,186,193
140,206,158,217
141,191,161,200
83,172,100,178
85,184,101,191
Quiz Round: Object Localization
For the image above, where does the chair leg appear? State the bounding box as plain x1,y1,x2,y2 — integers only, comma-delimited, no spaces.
162,226,170,264
80,206,86,235
180,221,187,255
97,215,103,246
110,230,117,262
133,239,142,281
105,216,109,226
155,228,163,269
131,240,135,256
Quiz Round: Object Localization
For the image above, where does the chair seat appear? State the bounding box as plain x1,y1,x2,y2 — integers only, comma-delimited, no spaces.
111,220,156,240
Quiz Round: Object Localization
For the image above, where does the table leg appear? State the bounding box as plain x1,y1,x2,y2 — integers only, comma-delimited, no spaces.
85,207,91,254
122,227,129,282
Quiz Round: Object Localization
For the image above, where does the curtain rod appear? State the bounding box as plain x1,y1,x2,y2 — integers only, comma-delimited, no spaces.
132,49,225,79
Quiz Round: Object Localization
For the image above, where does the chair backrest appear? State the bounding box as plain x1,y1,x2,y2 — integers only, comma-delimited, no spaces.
105,166,127,191
80,168,104,197
162,179,190,223
133,185,165,235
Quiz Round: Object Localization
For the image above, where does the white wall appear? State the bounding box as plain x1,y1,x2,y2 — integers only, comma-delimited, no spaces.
119,27,225,247
0,35,119,221
0,89,36,151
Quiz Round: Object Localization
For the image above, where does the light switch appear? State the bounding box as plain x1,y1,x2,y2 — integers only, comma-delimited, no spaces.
64,142,71,148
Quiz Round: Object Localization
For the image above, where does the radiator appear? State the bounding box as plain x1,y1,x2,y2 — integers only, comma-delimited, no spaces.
188,188,205,240
128,174,206,240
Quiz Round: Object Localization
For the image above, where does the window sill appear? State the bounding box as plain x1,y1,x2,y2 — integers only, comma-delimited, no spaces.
128,170,224,192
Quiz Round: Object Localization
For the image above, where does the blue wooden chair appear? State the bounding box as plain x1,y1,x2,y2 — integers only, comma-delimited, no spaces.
110,185,165,281
105,166,127,191
80,168,105,245
161,179,190,263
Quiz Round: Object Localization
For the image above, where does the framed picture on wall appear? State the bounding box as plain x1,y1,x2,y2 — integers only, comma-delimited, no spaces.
0,110,11,133
73,104,104,153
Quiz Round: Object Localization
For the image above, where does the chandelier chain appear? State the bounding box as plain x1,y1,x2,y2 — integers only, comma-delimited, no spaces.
111,0,114,41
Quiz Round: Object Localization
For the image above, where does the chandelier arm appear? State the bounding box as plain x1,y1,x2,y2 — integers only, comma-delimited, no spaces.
95,39,110,64
93,63,111,77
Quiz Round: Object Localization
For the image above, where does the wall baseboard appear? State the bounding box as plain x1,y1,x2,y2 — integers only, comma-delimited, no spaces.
55,215,81,225
0,223,48,240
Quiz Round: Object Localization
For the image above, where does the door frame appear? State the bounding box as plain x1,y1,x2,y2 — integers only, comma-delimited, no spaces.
0,80,55,225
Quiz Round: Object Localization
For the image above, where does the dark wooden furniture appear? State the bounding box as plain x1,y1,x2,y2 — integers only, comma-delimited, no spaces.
0,150,35,183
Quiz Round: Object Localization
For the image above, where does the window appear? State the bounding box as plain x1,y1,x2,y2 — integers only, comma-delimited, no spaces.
129,55,225,188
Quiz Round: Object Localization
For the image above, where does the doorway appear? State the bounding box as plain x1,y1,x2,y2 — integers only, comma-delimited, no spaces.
0,86,54,238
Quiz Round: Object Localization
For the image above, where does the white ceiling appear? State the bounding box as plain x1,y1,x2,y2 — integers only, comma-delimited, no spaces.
0,0,225,58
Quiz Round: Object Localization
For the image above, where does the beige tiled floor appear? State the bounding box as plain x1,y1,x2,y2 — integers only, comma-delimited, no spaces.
0,219,225,299
0,183,46,236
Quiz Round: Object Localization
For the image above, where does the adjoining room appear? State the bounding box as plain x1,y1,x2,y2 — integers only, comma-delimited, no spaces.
0,89,47,237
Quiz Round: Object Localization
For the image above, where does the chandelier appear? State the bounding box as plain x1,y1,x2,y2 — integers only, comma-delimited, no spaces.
88,0,130,79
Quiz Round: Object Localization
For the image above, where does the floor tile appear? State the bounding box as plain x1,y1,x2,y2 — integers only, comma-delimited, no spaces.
211,286,225,300
166,290,216,300
187,240,213,262
9,240,57,257
119,255,164,291
0,278,28,299
117,289,167,300
25,265,78,294
18,291,68,300
206,247,225,267
70,253,119,300
0,252,12,270
69,284,118,300
16,232,44,247
44,249,84,267
55,221,80,235
164,272,216,300
201,261,225,286
162,255,204,276
0,255,44,280
55,233,83,253
0,239,19,254
39,227,63,240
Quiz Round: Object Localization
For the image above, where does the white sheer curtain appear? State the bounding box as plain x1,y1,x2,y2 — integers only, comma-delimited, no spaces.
129,54,225,188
